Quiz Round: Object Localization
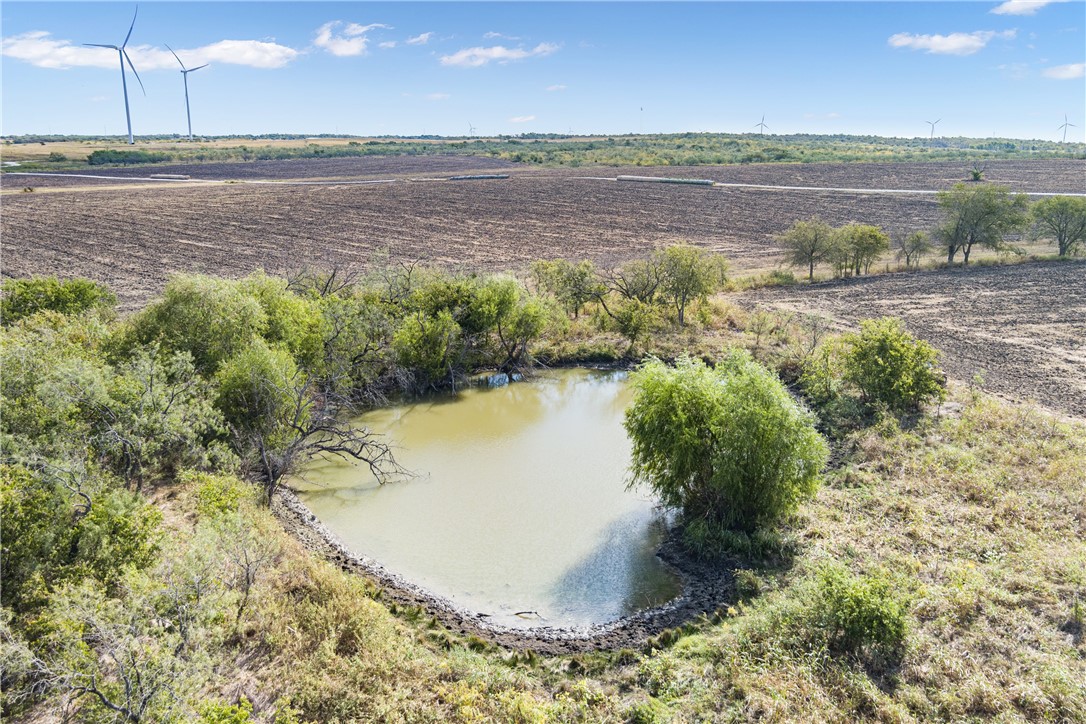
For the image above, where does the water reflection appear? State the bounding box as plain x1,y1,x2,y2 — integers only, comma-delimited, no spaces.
297,368,681,628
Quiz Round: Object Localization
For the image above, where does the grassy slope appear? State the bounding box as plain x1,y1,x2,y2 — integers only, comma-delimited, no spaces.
154,384,1084,722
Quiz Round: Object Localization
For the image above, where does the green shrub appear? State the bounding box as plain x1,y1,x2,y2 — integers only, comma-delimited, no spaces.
125,274,267,374
87,149,169,165
842,318,946,412
624,351,828,543
813,565,908,659
1,277,116,325
214,339,300,443
199,697,254,723
184,470,253,517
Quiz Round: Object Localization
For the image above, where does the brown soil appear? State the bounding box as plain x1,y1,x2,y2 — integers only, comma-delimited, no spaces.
4,170,951,309
745,260,1086,419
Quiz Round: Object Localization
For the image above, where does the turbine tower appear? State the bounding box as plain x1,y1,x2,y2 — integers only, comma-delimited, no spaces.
1058,114,1076,143
468,122,476,138
165,44,208,141
926,119,941,140
754,115,768,135
84,6,145,145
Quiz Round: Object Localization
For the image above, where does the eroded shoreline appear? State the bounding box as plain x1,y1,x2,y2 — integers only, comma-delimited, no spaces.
273,488,737,654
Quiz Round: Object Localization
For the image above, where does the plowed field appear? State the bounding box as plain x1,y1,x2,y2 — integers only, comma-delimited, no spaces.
747,261,1086,418
3,175,946,306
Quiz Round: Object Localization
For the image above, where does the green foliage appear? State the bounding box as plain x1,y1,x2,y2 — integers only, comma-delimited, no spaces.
936,183,1030,264
625,351,827,543
530,259,603,318
215,338,301,444
0,464,161,613
831,224,890,277
238,273,323,365
1031,195,1086,256
125,274,267,374
658,245,728,326
610,298,656,353
86,149,170,165
778,218,837,280
200,698,255,723
895,230,933,268
813,565,908,659
184,470,253,518
842,318,946,412
1,276,116,325
392,309,459,387
100,347,230,488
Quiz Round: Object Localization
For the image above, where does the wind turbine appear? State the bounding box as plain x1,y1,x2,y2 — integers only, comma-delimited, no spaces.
754,115,768,135
926,119,941,140
1058,114,1076,143
165,44,208,142
468,122,476,138
84,6,145,145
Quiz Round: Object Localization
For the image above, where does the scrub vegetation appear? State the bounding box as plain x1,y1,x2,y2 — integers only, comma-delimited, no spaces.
2,240,1083,721
4,132,1083,171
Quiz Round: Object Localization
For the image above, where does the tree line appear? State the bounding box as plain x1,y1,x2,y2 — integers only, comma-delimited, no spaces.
778,187,1086,280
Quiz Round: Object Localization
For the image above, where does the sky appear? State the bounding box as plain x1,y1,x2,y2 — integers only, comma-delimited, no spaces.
1,1,1083,141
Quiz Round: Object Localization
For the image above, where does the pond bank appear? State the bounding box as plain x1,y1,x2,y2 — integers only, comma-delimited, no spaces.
273,488,738,654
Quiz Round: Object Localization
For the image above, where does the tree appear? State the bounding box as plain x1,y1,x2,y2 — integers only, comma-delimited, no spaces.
1032,195,1086,257
935,184,1030,265
624,351,828,545
530,259,603,318
215,340,399,503
658,245,728,326
834,224,890,276
894,230,933,268
124,275,267,374
778,218,837,280
842,318,946,412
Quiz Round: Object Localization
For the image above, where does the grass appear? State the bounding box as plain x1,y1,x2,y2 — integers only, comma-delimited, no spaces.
130,371,1082,722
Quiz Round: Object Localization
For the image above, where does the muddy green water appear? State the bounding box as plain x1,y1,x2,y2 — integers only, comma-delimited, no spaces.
296,369,682,629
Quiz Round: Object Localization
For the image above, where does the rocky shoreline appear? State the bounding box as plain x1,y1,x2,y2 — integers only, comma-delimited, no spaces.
272,488,738,655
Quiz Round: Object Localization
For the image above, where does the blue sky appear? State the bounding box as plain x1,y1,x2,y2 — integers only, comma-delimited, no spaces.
2,1,1083,140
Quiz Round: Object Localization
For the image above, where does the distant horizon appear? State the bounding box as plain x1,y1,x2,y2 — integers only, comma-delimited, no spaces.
4,130,1084,145
3,2,1083,141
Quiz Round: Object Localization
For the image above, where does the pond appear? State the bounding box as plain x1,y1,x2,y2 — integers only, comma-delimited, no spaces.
296,368,682,629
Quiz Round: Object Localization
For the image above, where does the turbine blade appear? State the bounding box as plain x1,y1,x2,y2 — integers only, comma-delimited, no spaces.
123,5,139,48
84,43,119,49
165,43,186,70
188,63,209,72
123,49,146,95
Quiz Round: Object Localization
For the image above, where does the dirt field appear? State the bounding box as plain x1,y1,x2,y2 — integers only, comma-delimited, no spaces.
746,261,1086,419
4,157,1083,192
3,173,949,307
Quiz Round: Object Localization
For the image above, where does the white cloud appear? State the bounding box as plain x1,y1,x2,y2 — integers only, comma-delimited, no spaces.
546,84,567,91
379,41,397,49
484,32,521,41
509,115,535,123
888,29,1016,55
425,92,450,101
1,30,299,69
406,32,434,46
1042,62,1085,78
313,21,391,57
991,0,1062,15
440,42,558,68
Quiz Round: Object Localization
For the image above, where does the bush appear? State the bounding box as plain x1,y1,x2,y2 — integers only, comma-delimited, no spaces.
813,565,908,659
624,351,828,543
1,277,116,325
87,149,170,165
842,318,946,412
124,275,267,374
